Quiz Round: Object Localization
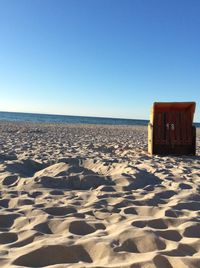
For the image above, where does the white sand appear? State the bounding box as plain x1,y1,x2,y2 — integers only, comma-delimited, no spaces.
0,121,200,268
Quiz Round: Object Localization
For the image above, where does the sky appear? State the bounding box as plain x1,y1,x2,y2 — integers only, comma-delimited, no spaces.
0,0,200,121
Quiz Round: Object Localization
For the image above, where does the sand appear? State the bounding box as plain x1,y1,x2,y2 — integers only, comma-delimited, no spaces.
0,121,200,268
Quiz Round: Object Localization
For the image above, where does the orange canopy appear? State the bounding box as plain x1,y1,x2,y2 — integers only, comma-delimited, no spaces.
150,102,196,123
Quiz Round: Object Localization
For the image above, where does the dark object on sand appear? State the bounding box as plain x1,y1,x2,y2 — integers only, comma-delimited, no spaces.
148,102,196,155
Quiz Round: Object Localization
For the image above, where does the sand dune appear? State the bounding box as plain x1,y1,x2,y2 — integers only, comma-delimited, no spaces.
0,122,199,267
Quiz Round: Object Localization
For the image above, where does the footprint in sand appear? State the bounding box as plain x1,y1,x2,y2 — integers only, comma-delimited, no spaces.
44,206,77,216
0,232,18,244
0,213,21,229
69,220,106,236
13,245,92,267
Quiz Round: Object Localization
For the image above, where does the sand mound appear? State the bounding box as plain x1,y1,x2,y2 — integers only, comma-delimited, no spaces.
33,161,115,190
3,159,45,177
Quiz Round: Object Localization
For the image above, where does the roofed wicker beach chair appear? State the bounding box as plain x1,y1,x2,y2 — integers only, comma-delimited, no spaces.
148,102,196,155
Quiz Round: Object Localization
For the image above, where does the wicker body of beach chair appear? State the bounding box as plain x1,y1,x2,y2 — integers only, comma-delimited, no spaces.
148,102,196,155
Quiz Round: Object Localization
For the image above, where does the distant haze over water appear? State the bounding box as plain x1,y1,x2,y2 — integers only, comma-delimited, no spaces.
0,111,199,128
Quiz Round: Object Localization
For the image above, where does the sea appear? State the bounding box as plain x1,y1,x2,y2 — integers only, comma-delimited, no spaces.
0,111,199,127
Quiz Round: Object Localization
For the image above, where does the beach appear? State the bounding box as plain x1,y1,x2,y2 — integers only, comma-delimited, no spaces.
0,121,200,268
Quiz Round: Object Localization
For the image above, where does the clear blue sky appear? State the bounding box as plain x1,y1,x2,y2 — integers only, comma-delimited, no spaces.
0,0,199,120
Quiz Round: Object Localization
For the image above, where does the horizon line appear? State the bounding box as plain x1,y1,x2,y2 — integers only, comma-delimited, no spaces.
0,110,199,124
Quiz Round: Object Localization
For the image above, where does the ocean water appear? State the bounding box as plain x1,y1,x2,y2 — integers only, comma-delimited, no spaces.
0,111,149,126
0,111,199,127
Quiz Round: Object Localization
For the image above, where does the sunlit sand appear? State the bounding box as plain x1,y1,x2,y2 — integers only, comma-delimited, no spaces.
0,122,200,268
